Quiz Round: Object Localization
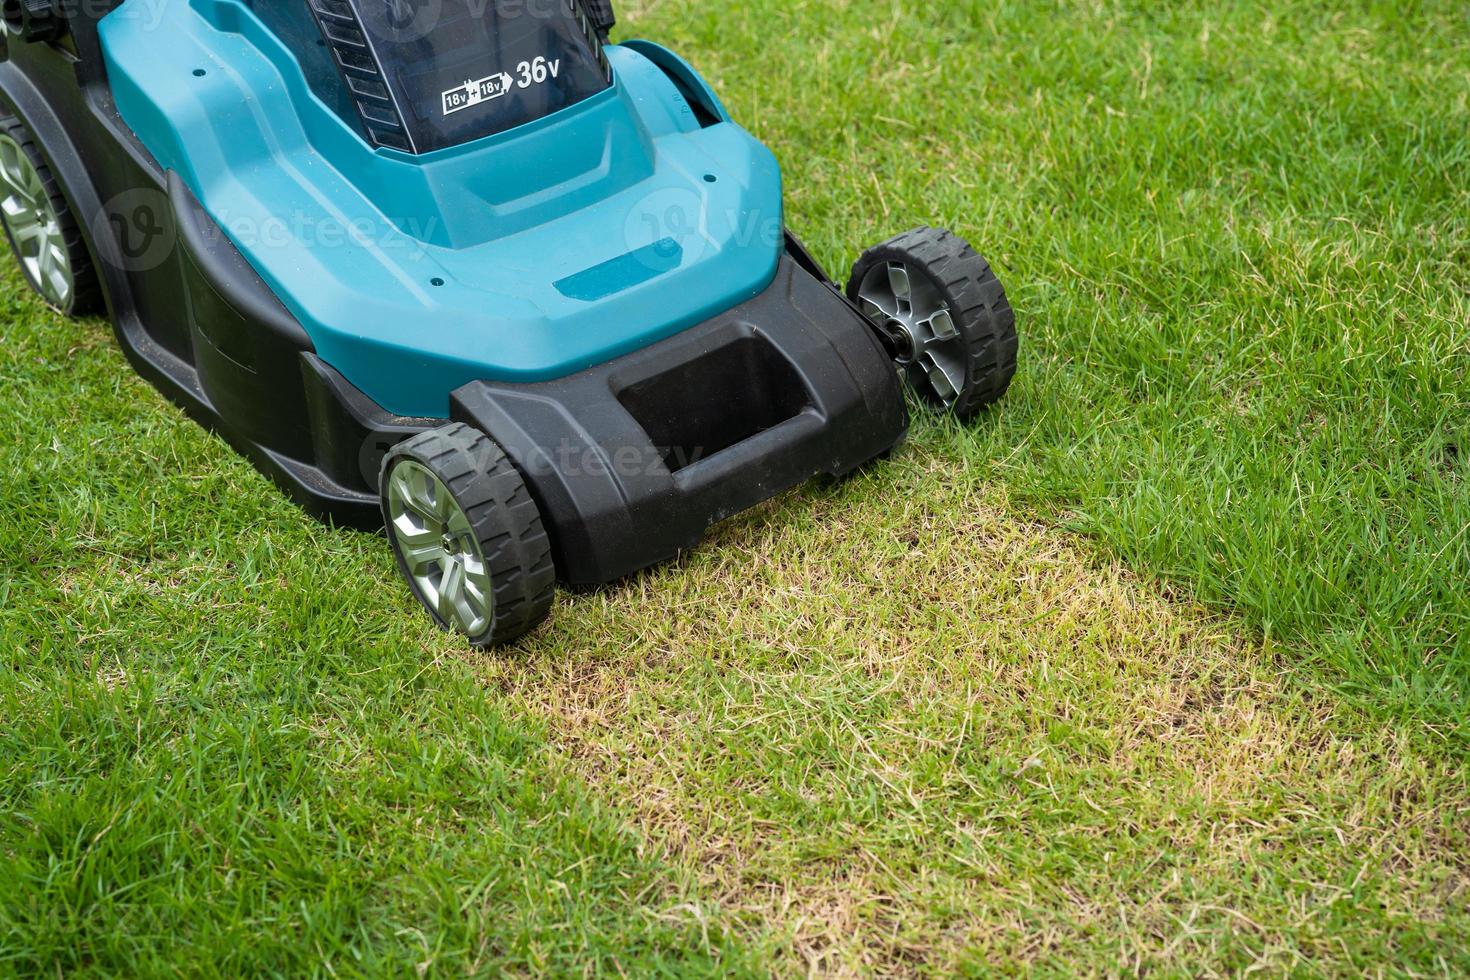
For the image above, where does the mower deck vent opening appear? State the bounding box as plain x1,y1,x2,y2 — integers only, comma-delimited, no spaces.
616,335,812,473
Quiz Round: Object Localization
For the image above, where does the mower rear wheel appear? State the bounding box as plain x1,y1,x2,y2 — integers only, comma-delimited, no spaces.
381,424,555,647
0,115,100,316
848,227,1017,419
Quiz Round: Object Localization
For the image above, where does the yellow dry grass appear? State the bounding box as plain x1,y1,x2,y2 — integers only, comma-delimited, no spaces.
477,445,1469,974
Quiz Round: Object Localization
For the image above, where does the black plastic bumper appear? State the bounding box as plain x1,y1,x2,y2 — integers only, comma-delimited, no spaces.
452,256,907,586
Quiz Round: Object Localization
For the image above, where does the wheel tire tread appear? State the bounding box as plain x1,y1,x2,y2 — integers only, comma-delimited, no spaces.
848,225,1018,419
0,114,102,317
382,423,555,647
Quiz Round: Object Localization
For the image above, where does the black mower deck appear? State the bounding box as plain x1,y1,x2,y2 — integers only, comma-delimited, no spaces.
453,253,907,585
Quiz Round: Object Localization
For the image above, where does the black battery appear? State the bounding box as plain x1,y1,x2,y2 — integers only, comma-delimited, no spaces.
300,0,613,154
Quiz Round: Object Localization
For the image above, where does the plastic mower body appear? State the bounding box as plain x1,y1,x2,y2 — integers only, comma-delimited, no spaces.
0,0,1018,643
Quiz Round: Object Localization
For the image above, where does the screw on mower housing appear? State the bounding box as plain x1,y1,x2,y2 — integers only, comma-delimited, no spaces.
0,0,1017,644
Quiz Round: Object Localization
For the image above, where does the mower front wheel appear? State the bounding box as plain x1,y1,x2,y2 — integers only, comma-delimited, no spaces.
848,227,1017,419
380,424,556,647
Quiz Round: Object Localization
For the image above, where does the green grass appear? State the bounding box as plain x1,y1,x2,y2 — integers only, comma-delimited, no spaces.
698,0,1470,733
0,315,752,974
3,0,1469,973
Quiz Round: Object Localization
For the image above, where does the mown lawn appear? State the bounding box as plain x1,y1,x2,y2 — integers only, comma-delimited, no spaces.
3,0,1468,974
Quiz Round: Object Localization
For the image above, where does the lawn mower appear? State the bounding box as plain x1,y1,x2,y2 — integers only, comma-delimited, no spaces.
0,0,1018,644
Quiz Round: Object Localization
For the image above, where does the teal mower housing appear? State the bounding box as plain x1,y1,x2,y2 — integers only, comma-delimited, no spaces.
0,0,1019,644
